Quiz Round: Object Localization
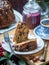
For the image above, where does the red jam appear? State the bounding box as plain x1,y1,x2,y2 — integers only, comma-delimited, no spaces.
23,12,41,29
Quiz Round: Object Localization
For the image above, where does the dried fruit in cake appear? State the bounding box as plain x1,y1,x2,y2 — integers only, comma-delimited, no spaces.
13,39,37,52
13,22,37,52
13,22,29,43
0,0,15,28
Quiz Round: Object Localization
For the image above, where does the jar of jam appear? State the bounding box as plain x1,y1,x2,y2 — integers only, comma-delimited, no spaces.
23,0,41,29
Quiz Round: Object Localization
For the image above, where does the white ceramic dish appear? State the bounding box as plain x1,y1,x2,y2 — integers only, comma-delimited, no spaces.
0,10,23,34
2,35,44,55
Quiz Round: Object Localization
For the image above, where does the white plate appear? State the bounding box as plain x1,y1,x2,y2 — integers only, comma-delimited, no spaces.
34,25,49,40
2,35,44,55
0,10,23,34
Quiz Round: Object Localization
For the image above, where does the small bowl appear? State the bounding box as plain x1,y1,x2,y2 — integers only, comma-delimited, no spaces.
40,18,49,27
40,18,49,34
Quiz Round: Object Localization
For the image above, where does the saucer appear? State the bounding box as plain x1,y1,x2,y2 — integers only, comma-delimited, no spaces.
2,35,44,55
34,25,49,40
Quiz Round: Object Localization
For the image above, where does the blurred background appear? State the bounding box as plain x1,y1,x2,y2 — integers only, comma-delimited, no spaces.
8,0,49,13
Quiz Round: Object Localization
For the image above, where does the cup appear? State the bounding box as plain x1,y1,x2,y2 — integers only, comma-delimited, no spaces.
40,18,49,34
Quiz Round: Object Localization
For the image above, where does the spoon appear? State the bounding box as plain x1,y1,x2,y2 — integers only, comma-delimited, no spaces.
39,40,48,62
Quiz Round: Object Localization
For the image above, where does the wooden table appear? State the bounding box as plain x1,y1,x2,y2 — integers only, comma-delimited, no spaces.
0,29,49,65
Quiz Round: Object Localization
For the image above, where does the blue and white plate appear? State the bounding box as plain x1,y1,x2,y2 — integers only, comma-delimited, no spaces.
34,25,49,40
0,10,23,34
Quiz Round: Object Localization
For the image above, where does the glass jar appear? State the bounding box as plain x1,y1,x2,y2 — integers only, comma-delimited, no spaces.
23,0,41,29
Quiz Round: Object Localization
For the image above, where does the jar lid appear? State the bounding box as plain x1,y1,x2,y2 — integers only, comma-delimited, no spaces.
23,0,40,13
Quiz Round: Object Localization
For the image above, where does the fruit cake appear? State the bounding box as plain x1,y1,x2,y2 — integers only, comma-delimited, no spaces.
13,22,29,43
13,39,37,52
13,22,37,52
0,0,15,28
